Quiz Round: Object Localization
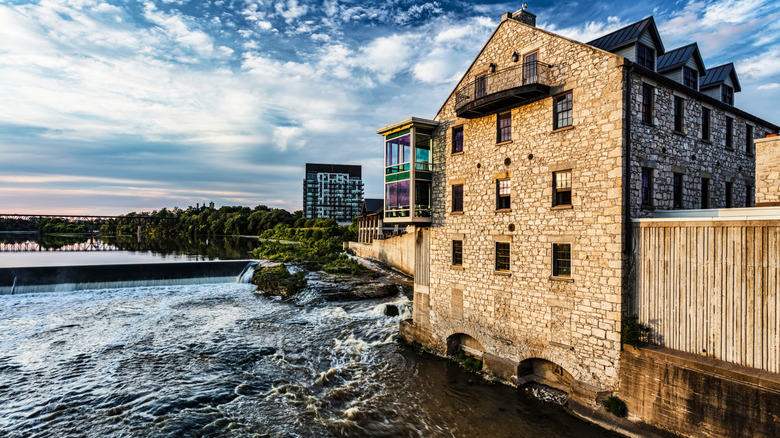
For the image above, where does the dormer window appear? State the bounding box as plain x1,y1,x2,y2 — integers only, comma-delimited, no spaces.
721,85,734,105
636,44,655,70
683,67,698,90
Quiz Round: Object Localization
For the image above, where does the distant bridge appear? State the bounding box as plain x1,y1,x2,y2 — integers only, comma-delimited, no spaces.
0,238,121,252
0,213,179,236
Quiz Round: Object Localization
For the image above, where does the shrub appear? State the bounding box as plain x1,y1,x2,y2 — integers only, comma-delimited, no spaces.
454,350,483,372
621,314,651,348
322,254,376,277
603,395,628,418
252,265,307,298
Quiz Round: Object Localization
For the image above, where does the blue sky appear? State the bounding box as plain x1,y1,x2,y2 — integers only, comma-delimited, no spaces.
1,0,778,214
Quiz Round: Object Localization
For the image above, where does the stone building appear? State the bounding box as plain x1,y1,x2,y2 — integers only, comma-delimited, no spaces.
302,163,364,222
380,7,779,410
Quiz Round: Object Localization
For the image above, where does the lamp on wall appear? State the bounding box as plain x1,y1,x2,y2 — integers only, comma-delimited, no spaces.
512,52,519,62
489,63,496,73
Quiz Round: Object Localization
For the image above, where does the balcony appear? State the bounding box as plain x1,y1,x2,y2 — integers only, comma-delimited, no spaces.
454,61,552,119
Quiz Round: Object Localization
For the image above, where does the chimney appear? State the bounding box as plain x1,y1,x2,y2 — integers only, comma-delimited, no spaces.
513,3,536,27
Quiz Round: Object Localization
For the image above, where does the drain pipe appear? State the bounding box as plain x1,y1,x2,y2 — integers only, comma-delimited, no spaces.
623,61,634,257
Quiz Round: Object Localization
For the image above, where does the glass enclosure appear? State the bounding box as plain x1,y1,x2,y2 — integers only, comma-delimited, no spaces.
383,125,434,221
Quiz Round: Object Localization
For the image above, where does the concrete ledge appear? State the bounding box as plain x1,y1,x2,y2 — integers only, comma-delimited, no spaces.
483,352,518,382
398,319,437,348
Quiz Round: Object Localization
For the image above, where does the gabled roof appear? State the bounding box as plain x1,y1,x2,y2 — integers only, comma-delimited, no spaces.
701,63,741,92
362,198,383,216
587,16,665,55
657,43,706,74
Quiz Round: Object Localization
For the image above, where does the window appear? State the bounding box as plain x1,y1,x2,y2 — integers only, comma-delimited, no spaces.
636,44,655,70
746,124,754,155
673,97,684,133
641,167,654,208
673,173,683,209
552,243,571,277
701,107,711,141
641,84,653,124
452,240,463,266
475,74,487,99
725,182,733,208
721,85,734,105
452,126,463,154
726,117,733,150
552,170,572,207
497,112,511,143
554,92,573,129
452,184,463,212
523,51,538,84
746,185,753,207
495,242,510,271
496,179,511,210
683,67,698,90
701,178,710,209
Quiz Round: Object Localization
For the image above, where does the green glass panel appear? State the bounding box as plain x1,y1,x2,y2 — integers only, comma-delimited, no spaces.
385,129,411,140
385,171,410,183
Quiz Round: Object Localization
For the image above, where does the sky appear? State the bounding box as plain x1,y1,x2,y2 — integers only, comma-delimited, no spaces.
1,0,779,215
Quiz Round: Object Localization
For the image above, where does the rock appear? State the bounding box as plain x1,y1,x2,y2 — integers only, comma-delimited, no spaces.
384,304,399,317
258,347,276,356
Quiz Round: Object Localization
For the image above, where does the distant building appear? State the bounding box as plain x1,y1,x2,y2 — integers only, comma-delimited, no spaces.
303,163,364,222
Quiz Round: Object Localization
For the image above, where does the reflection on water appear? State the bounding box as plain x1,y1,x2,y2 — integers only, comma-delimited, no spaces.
0,282,616,437
0,234,261,267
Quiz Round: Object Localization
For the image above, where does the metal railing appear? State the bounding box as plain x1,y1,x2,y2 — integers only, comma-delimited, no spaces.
454,61,551,110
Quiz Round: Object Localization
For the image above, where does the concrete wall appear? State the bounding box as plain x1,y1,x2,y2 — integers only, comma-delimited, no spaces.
755,136,780,206
619,345,780,437
346,231,416,276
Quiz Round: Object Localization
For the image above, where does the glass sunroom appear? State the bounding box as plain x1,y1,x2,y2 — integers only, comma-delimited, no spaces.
376,117,439,225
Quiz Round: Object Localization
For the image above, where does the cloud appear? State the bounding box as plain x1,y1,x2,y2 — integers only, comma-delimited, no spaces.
540,16,630,43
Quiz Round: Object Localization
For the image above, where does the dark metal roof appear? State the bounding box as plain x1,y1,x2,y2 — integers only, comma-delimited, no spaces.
305,163,362,178
362,198,383,216
656,43,706,73
700,63,741,92
587,16,664,54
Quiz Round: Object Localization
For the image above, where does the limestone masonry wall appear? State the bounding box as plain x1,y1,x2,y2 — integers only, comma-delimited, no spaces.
420,18,626,394
755,136,780,206
346,233,415,276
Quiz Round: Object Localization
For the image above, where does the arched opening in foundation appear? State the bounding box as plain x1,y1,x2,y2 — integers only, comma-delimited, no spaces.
446,333,485,358
517,358,573,394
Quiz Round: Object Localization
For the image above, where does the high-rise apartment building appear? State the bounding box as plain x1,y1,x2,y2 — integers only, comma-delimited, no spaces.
303,163,364,222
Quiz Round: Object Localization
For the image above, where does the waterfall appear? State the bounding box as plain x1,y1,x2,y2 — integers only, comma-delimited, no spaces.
237,261,260,283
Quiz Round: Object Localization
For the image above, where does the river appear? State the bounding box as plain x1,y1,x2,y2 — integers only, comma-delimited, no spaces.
0,236,618,437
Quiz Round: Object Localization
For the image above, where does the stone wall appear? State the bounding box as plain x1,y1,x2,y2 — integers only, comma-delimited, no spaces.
416,18,627,396
628,75,775,217
346,231,415,276
755,135,780,206
619,345,780,437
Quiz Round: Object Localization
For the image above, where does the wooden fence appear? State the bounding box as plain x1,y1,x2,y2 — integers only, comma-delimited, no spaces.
632,219,780,373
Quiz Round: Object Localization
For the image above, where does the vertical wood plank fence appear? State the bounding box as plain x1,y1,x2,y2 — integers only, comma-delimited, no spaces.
632,220,780,373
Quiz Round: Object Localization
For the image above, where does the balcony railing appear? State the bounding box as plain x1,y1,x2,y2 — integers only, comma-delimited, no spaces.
454,61,552,119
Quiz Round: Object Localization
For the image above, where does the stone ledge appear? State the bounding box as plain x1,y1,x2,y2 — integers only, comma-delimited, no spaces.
622,344,780,393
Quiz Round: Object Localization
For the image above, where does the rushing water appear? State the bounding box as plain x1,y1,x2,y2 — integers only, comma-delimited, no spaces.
0,278,616,437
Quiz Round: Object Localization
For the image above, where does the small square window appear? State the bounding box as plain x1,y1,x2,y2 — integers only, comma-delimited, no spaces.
637,44,655,70
721,85,734,105
452,240,463,266
701,178,710,209
452,126,464,154
452,184,463,212
554,92,573,129
746,124,754,155
701,107,711,141
641,167,654,208
496,179,511,210
552,243,571,277
495,242,510,271
552,170,572,207
725,181,733,208
683,67,698,90
497,112,511,143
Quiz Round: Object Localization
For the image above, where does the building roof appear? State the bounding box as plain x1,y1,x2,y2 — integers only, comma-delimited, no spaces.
305,163,362,178
587,16,665,54
700,63,741,92
362,198,384,216
657,43,706,74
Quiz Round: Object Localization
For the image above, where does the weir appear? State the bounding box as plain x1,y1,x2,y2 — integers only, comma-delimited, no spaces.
0,260,265,294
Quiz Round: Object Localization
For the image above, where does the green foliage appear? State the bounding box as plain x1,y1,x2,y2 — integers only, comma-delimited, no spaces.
603,396,628,418
322,254,377,277
621,314,651,348
454,350,483,372
252,264,307,297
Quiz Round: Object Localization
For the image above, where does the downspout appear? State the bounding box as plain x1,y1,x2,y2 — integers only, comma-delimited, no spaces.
623,61,635,316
